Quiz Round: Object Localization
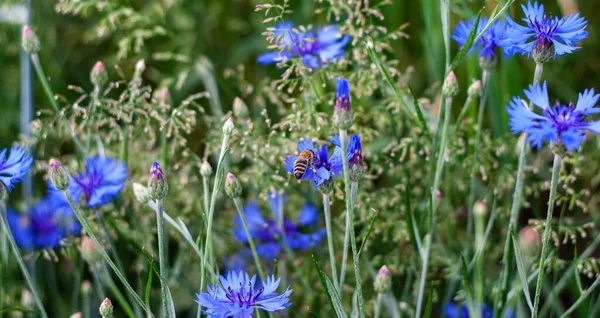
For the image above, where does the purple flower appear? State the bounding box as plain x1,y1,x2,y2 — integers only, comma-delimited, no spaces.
507,82,600,152
452,17,510,59
330,134,363,167
0,147,33,192
195,270,292,317
443,302,514,318
258,21,350,69
6,208,34,249
503,1,587,59
233,191,325,259
284,138,343,189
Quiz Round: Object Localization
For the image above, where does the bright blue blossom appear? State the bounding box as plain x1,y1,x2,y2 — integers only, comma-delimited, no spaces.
452,17,510,59
507,82,600,152
195,270,292,317
234,191,325,259
51,156,127,208
7,198,81,250
0,147,33,192
330,134,363,167
443,302,514,318
258,21,350,69
284,138,343,189
503,1,588,58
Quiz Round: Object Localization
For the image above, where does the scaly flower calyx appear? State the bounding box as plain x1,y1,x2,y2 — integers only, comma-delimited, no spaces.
148,162,168,201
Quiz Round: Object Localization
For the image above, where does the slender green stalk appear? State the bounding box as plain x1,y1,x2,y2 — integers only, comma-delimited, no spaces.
339,129,365,318
531,155,562,318
474,212,485,314
83,286,91,318
154,199,171,318
415,94,453,318
455,96,474,125
232,198,267,281
98,265,136,318
202,175,210,215
339,181,358,294
0,202,48,317
374,293,383,318
322,194,339,293
62,191,152,315
560,276,600,318
120,126,129,165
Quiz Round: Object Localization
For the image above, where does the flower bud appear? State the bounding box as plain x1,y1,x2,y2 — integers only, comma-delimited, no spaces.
473,201,488,218
223,118,235,135
148,162,168,201
200,161,213,177
478,55,497,70
49,159,71,190
519,226,541,259
21,25,40,54
233,97,250,119
225,173,242,198
333,78,353,130
21,290,34,309
317,178,334,195
70,312,83,318
99,298,113,318
90,61,108,88
442,72,459,97
133,183,150,203
153,87,172,105
532,39,554,64
374,265,392,294
348,135,364,182
80,236,102,264
467,80,482,99
81,280,92,296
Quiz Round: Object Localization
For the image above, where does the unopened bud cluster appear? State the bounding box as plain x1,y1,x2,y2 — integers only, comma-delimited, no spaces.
148,162,168,201
374,265,392,293
225,173,242,198
223,118,235,135
133,183,150,203
153,87,172,105
90,61,108,87
22,25,40,54
99,298,113,318
442,72,459,97
467,80,482,99
49,159,70,190
200,161,213,177
333,78,353,130
233,97,250,119
80,236,102,264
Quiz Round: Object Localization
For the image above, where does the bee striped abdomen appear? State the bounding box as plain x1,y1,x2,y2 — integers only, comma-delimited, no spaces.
294,159,309,179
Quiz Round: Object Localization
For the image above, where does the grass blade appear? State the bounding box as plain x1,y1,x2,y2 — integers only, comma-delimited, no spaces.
358,209,378,257
312,254,348,318
511,230,534,312
404,185,422,258
408,84,432,143
449,10,482,72
423,285,435,318
573,248,583,295
461,255,476,317
145,259,154,310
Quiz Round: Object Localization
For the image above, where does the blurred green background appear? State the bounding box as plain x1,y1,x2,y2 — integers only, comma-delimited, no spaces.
1,0,599,145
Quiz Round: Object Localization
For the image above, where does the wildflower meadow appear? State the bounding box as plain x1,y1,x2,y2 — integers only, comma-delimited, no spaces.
2,0,600,317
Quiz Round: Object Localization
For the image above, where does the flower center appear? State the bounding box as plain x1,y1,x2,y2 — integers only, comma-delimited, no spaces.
224,282,265,309
544,100,585,133
75,168,102,201
529,12,561,44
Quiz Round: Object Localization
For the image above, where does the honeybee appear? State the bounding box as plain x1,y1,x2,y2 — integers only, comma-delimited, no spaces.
293,149,316,179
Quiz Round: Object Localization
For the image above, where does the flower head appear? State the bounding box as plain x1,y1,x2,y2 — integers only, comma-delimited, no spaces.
21,25,40,54
90,61,108,87
49,159,70,191
195,271,292,317
443,302,514,318
452,17,510,61
148,162,168,201
0,147,33,192
330,134,364,181
225,173,242,198
374,265,392,294
258,21,350,69
333,78,353,129
233,191,325,259
284,138,343,190
503,1,588,62
507,82,600,152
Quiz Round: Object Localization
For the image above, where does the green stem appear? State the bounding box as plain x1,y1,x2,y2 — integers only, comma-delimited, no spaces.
62,191,152,316
98,265,136,318
232,198,266,281
322,194,339,293
339,129,365,318
455,96,474,125
531,155,562,318
202,176,210,215
374,293,383,318
155,200,171,318
474,212,485,314
120,126,129,166
339,181,359,296
559,276,600,318
0,202,48,317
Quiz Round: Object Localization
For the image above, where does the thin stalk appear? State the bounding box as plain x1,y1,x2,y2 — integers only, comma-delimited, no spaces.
83,285,91,318
0,202,48,317
531,155,562,318
98,265,136,318
415,94,453,318
120,126,129,165
154,199,171,318
61,191,152,315
496,62,544,318
202,175,210,215
232,198,267,281
339,129,365,318
474,212,485,311
374,293,383,318
322,194,339,293
559,276,600,318
339,181,358,294
455,96,474,125
86,85,101,152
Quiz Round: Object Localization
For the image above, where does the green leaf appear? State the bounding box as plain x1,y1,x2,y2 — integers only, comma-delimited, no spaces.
145,258,154,309
450,10,482,72
424,285,435,318
358,209,378,257
461,255,476,317
404,185,422,258
312,254,348,318
573,248,583,294
408,84,432,143
510,230,534,312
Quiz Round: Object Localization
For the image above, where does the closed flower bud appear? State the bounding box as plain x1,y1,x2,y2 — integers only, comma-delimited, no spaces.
532,39,554,64
333,78,353,129
81,280,92,296
473,201,487,218
90,61,108,88
80,236,102,264
374,265,392,293
223,118,235,135
133,183,150,203
467,80,482,99
200,161,213,177
49,159,71,190
148,162,168,201
21,290,34,308
348,135,364,182
70,312,83,318
99,298,113,318
519,226,541,259
442,72,459,97
225,173,242,198
153,87,172,105
233,97,250,119
21,25,40,54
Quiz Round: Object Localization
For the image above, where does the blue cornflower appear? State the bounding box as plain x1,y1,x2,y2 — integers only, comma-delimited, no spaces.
7,198,81,249
233,191,325,259
507,82,600,152
284,138,343,189
452,17,510,60
52,156,127,208
330,134,363,166
195,270,292,317
0,147,33,192
503,1,587,61
443,302,514,318
258,21,350,69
